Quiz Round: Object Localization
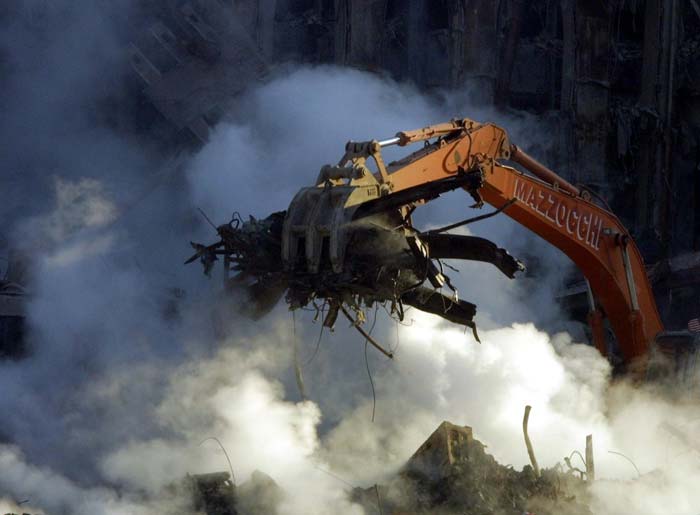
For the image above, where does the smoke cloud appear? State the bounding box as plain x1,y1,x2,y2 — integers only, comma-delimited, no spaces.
2,3,700,514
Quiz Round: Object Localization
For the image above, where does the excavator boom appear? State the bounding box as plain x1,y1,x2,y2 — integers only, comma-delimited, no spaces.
379,118,663,363
189,116,675,367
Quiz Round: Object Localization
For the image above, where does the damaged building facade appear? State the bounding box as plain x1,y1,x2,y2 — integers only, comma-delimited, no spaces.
266,0,699,255
131,0,700,252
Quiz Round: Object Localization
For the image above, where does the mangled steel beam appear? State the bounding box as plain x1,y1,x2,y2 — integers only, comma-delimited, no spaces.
421,233,523,279
405,421,476,478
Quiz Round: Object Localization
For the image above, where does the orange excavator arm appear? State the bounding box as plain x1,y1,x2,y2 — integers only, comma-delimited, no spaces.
188,117,666,365
376,118,663,363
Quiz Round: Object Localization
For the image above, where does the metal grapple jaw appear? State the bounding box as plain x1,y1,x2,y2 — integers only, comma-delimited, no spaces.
278,175,522,337
187,138,524,334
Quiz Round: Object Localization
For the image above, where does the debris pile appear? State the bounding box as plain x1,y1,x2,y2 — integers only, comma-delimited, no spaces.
186,472,238,515
179,469,284,515
352,421,592,515
144,418,598,515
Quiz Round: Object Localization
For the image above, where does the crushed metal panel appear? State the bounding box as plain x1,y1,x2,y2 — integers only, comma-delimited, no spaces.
405,421,476,478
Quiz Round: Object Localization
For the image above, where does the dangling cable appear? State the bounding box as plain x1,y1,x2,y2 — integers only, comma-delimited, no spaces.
304,321,325,367
341,306,394,358
199,437,236,485
374,484,384,515
365,304,379,422
392,317,401,354
292,311,307,399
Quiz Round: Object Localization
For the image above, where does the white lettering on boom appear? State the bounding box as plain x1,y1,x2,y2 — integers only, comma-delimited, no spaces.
512,177,602,250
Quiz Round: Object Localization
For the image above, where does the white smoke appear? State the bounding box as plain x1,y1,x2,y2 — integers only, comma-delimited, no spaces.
0,446,163,515
101,343,364,515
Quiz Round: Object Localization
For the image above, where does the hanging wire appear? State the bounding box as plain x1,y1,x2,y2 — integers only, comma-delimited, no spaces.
303,301,327,366
365,304,380,422
197,207,218,230
199,437,236,485
311,463,357,488
607,450,641,477
442,261,459,273
304,321,325,367
568,449,588,470
424,198,516,234
292,310,307,399
380,302,414,327
391,317,401,355
374,484,384,515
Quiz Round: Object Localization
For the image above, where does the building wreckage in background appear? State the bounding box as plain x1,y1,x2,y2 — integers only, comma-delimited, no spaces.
128,0,268,143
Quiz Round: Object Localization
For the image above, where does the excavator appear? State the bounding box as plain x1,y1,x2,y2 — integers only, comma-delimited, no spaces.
188,117,698,376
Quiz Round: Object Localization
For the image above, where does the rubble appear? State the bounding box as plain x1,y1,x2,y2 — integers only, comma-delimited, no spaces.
179,470,284,515
236,471,285,515
161,421,595,515
169,421,594,515
186,472,238,515
352,421,592,515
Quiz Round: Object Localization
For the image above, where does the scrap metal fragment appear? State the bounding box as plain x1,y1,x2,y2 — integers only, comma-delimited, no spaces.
341,306,394,359
585,434,595,481
522,405,541,478
401,287,480,342
421,233,525,278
